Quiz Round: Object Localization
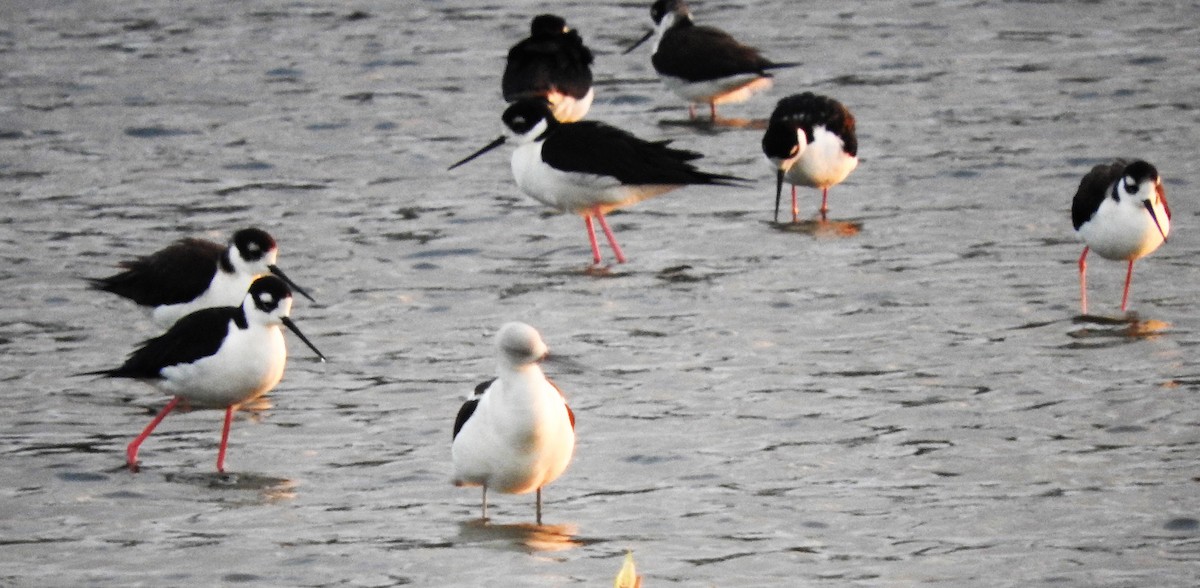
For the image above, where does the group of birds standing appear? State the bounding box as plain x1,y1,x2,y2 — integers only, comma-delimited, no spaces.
76,1,1174,530
445,0,1175,521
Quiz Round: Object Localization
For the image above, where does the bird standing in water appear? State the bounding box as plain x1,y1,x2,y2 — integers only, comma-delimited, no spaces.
451,322,575,524
1072,159,1170,315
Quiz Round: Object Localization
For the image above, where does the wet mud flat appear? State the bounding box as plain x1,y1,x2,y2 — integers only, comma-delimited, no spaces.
1,1,1199,586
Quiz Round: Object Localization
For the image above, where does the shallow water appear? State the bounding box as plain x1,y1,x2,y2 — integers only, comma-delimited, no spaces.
2,0,1199,586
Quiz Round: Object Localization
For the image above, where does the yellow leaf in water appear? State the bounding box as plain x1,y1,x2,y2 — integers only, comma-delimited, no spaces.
614,550,642,588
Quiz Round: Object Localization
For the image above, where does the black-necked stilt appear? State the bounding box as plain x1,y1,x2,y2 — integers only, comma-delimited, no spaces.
624,0,797,120
1072,159,1170,315
451,322,575,524
762,92,859,222
84,275,326,472
89,227,314,327
449,98,744,265
503,14,595,122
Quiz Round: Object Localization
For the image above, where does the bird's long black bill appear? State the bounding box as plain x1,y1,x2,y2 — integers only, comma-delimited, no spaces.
282,316,327,362
1144,200,1168,243
269,265,315,302
623,29,654,55
774,169,784,223
448,136,507,170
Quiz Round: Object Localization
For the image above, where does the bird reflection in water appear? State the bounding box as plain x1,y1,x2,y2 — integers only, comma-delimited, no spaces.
455,519,581,553
1068,314,1170,343
771,218,862,237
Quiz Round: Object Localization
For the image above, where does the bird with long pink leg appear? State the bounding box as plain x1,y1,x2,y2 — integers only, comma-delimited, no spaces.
1072,158,1170,316
450,98,744,267
83,275,326,473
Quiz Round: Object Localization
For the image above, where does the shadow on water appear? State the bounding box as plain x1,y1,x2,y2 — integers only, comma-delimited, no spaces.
770,219,862,238
1064,314,1170,348
657,116,768,131
163,471,297,501
454,519,583,553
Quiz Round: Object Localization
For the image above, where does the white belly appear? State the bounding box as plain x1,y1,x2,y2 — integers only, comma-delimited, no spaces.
511,142,679,214
662,73,772,105
1079,200,1169,261
151,271,255,327
158,323,287,408
451,376,575,494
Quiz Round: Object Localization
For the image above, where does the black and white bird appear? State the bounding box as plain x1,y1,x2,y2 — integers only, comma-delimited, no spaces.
502,14,595,123
761,93,859,222
1071,159,1171,315
83,275,326,472
449,98,744,265
625,0,796,120
451,322,575,524
89,227,314,327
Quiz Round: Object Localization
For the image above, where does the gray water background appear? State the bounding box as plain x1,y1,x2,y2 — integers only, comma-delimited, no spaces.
2,0,1199,585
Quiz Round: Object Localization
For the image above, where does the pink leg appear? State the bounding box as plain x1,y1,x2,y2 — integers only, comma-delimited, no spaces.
709,102,717,120
216,406,235,473
791,185,799,224
688,104,697,120
127,396,181,472
583,216,602,265
820,188,830,221
593,211,627,264
1078,247,1089,315
1121,259,1135,313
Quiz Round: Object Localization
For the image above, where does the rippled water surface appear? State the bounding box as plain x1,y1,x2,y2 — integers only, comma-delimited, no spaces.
3,0,1199,586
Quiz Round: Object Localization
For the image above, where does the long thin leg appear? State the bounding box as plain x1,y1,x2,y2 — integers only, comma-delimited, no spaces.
819,188,830,221
688,104,697,120
1078,247,1089,315
536,487,543,525
594,211,627,264
216,405,235,473
481,486,489,521
127,396,181,472
1121,259,1135,313
709,102,717,120
791,185,799,224
583,215,603,265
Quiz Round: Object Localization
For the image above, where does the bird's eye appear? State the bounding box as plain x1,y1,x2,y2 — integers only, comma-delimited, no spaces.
1124,176,1139,194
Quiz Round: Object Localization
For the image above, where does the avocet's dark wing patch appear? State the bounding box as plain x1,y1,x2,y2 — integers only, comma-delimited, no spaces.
453,378,496,440
654,22,788,82
541,121,744,186
90,238,225,306
86,306,243,379
1072,160,1127,230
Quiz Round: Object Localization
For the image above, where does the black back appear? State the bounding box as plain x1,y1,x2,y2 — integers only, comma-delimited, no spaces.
654,20,782,81
540,118,745,186
90,238,225,306
452,378,495,440
763,93,858,159
90,305,246,379
502,14,593,102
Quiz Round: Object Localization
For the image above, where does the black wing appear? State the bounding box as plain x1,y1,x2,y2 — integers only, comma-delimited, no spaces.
89,238,225,306
452,378,496,440
90,306,242,379
768,93,858,157
1072,160,1126,230
542,121,744,186
654,23,786,81
502,33,594,101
